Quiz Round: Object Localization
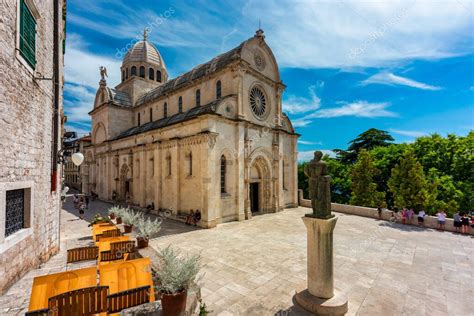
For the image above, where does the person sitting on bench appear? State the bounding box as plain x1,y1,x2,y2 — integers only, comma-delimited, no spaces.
186,210,195,225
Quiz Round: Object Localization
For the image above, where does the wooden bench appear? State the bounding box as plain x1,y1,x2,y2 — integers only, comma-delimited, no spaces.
25,308,49,316
107,285,151,313
66,246,99,263
100,240,136,262
47,286,109,316
96,228,122,242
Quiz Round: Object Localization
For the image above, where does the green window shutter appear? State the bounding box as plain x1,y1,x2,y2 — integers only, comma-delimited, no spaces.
19,0,36,68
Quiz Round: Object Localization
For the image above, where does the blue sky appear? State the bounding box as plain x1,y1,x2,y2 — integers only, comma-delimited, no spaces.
64,0,474,161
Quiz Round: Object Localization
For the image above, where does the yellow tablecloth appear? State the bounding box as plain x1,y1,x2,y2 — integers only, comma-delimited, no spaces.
99,257,155,302
28,267,98,311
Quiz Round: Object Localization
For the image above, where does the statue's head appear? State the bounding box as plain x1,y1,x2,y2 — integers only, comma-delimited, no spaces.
314,151,323,161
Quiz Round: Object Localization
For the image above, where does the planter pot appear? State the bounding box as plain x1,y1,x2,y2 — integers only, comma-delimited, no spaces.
136,237,149,248
124,224,133,233
116,217,122,224
161,290,187,316
109,213,116,220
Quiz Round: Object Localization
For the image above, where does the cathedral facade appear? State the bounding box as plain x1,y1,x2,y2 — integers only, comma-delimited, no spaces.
83,29,299,228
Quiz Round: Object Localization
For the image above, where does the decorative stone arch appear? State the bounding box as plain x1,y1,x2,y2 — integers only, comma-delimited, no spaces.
92,122,107,144
247,148,274,215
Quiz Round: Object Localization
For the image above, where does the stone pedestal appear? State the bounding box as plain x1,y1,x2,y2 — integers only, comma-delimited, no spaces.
294,216,348,315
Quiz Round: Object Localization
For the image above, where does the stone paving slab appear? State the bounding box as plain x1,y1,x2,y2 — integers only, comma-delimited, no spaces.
150,207,474,316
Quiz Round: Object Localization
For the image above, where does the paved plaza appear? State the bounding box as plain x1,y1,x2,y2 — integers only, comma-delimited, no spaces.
0,199,472,315
150,207,474,315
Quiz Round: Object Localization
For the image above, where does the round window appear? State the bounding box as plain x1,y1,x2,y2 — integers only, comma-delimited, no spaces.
249,86,267,119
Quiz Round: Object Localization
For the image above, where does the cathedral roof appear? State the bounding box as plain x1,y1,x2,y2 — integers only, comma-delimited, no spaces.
135,42,245,106
112,95,235,141
106,87,132,107
123,40,166,69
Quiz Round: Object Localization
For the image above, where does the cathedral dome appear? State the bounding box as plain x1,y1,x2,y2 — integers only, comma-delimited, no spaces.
120,30,168,84
123,40,166,70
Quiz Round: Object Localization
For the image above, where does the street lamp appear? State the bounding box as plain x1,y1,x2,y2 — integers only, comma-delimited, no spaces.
71,152,84,166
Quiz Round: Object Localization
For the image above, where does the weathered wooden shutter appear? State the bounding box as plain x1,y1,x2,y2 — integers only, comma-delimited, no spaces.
20,0,36,68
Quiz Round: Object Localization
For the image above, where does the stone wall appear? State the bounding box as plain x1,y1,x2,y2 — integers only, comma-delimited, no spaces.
298,190,473,235
0,0,64,293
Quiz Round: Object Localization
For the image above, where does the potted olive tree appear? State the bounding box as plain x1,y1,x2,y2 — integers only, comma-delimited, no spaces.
156,246,202,316
135,216,162,248
122,209,141,233
108,206,120,220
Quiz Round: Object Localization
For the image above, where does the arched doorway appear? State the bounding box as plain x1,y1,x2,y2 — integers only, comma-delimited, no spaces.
119,164,131,201
248,156,272,214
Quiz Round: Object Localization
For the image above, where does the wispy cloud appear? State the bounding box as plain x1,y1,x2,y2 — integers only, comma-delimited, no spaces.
298,150,336,162
304,101,398,119
298,140,322,145
362,72,442,90
283,85,321,114
292,119,313,128
389,129,426,137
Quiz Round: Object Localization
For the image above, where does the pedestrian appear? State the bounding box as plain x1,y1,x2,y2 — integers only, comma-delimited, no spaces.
84,195,90,210
417,210,426,227
390,210,397,223
436,210,446,230
453,211,462,233
460,212,470,234
73,194,79,209
401,208,408,225
192,209,201,226
377,205,383,219
79,201,85,220
407,208,414,223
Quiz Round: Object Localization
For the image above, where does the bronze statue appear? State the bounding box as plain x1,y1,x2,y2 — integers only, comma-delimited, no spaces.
99,66,108,80
304,151,333,218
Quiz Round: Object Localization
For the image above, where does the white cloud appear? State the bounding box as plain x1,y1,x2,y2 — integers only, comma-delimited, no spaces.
298,150,336,162
292,119,313,128
298,140,322,145
389,129,426,137
283,85,321,114
362,72,442,90
304,101,398,119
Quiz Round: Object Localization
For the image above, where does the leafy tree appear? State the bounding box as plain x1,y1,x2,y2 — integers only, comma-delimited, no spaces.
335,128,394,163
388,151,433,211
324,156,351,204
350,150,385,207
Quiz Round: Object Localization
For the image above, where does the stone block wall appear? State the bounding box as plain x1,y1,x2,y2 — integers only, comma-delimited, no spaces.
0,0,64,293
298,190,473,235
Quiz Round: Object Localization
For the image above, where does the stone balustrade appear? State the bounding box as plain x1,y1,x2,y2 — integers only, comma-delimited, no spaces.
298,190,473,235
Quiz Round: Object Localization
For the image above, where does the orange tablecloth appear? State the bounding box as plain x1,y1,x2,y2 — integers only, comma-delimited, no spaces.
28,267,97,311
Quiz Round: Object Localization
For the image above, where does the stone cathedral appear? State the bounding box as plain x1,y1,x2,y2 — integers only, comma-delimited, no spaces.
83,29,299,228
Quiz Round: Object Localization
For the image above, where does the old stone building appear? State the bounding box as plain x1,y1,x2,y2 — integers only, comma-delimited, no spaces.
84,29,299,228
0,0,66,292
64,135,91,191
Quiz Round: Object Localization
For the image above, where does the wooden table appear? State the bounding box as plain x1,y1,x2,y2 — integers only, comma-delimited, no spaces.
28,267,98,311
99,257,155,302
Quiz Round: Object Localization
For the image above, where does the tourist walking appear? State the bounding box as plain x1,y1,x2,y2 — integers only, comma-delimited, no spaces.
407,208,414,223
460,212,470,234
79,201,85,220
84,195,90,210
436,210,446,230
417,210,426,227
73,194,79,209
377,205,383,219
401,208,408,224
453,212,462,233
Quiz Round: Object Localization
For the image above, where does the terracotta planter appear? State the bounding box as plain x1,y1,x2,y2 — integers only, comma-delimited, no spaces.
161,290,187,316
109,213,116,220
136,237,149,248
116,217,122,224
124,224,133,233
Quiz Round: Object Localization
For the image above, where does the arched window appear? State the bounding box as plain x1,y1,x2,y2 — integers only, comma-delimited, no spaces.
126,68,129,79
163,102,168,118
166,154,171,176
178,96,183,113
216,80,222,99
131,66,137,76
122,70,125,82
187,152,193,176
220,155,226,194
149,108,153,122
149,68,154,80
137,113,141,126
157,70,162,82
196,89,200,107
139,66,145,78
